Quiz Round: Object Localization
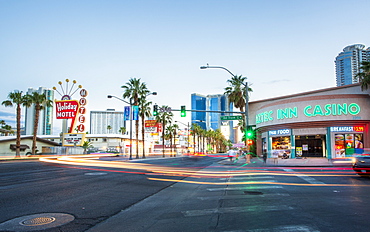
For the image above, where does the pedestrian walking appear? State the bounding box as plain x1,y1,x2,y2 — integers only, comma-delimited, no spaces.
263,149,267,163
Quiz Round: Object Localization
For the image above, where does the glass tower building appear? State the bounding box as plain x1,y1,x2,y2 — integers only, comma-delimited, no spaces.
191,93,235,142
335,44,370,86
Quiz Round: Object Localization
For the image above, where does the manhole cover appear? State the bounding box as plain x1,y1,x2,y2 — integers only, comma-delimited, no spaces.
0,213,74,231
244,191,263,195
20,216,56,226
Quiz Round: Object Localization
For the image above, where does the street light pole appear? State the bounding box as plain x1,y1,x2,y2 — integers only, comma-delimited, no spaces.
107,95,133,160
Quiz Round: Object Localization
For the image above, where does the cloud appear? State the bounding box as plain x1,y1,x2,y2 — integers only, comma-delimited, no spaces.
263,79,291,84
0,110,17,127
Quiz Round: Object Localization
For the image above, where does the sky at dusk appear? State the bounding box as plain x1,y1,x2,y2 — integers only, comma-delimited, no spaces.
1,0,370,133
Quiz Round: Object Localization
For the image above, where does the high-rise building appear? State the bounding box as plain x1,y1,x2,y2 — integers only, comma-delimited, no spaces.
24,87,54,135
90,109,126,134
191,93,235,142
335,44,370,86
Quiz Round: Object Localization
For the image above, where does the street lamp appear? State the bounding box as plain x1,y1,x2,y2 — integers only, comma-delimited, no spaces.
200,64,249,144
107,95,133,159
175,120,190,152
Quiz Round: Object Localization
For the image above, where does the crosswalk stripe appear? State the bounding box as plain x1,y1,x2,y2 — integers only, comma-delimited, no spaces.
283,169,326,185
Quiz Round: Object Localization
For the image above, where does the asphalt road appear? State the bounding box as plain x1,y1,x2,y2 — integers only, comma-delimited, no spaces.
0,156,222,232
1,156,370,232
88,159,370,232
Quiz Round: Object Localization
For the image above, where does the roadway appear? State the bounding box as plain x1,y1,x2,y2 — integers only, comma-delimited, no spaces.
1,155,370,231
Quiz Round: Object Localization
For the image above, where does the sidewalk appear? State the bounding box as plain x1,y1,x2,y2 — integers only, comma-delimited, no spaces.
219,156,353,167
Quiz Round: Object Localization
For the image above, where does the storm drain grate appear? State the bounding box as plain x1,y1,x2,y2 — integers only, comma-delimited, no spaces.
20,216,56,226
244,191,263,195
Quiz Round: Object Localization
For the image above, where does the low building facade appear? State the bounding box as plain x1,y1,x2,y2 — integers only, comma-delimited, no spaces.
250,83,370,159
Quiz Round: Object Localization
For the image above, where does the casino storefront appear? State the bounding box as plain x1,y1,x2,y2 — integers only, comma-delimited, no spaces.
250,84,370,160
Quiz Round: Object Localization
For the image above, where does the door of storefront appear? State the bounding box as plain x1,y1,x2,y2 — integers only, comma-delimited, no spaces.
295,135,326,157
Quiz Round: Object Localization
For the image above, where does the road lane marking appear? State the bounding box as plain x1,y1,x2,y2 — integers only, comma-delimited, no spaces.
182,205,293,217
220,176,276,180
243,225,320,232
207,186,283,191
197,193,290,200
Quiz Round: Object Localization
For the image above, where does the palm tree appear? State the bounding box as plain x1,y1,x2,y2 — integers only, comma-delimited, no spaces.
26,92,53,155
224,75,253,145
356,61,370,90
165,125,174,157
82,140,93,154
172,124,179,157
107,125,112,134
122,78,150,159
139,98,152,158
118,127,126,135
224,75,251,112
191,123,202,153
155,105,173,157
2,90,29,158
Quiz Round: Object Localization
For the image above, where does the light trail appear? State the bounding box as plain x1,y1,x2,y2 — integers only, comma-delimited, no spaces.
147,177,370,187
39,155,363,187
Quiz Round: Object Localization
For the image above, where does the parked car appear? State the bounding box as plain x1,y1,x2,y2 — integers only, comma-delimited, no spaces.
352,155,370,176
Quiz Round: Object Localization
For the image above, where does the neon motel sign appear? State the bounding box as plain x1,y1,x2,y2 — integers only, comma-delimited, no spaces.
256,103,361,124
55,100,79,133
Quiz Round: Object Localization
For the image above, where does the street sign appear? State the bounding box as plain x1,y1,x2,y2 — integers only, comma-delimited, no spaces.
159,107,172,113
220,115,243,120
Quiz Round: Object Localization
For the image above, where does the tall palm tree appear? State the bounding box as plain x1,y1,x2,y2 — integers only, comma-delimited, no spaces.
165,125,174,157
139,98,152,158
122,78,150,159
224,75,251,112
191,123,202,153
172,123,179,157
155,105,173,157
25,92,52,154
356,61,370,90
224,75,253,144
2,90,29,158
26,92,53,155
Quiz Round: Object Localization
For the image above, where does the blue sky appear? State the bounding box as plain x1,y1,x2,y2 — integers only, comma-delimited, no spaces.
1,0,370,132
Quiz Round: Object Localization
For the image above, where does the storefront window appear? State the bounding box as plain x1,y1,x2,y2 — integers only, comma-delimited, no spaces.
271,136,291,158
335,133,363,157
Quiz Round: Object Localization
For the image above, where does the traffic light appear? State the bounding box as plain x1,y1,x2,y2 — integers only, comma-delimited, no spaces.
181,105,186,117
245,128,254,139
153,104,158,116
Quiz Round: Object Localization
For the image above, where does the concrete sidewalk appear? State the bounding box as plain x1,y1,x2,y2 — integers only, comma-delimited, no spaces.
219,156,353,167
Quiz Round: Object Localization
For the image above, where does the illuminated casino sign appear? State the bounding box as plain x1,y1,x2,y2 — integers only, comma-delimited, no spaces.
256,103,361,124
